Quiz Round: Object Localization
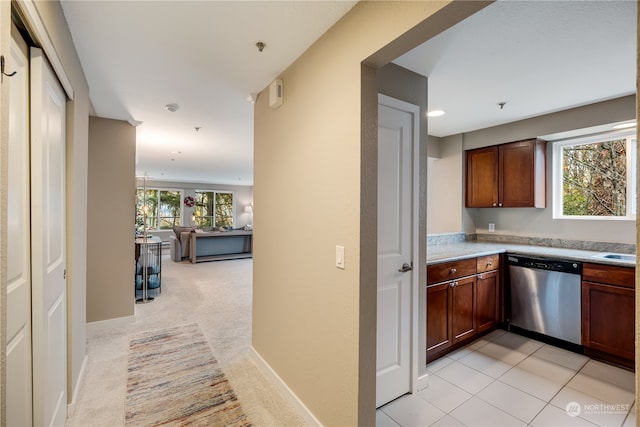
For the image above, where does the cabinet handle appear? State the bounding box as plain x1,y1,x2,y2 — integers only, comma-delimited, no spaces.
478,274,483,279
450,268,457,275
487,262,492,267
449,281,457,287
492,203,497,207
499,203,503,207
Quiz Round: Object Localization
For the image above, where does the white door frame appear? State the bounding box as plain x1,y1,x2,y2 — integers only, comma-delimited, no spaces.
377,93,421,397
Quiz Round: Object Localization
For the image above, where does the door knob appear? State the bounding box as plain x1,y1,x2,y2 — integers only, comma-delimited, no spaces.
398,262,413,273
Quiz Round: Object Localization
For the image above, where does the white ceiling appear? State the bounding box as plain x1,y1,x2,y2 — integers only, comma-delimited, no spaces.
395,0,636,138
60,0,357,185
61,1,636,186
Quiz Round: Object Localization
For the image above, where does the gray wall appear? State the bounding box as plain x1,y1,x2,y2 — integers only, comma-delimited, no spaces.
87,117,136,322
427,95,636,243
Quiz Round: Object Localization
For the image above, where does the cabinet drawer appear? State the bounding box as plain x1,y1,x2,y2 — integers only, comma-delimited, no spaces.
477,254,499,273
583,263,635,289
427,258,476,285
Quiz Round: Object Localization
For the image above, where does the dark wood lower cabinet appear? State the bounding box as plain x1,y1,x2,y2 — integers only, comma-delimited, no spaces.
426,282,452,357
427,256,502,362
475,270,499,333
426,257,635,369
582,281,635,364
581,263,635,369
451,276,476,343
427,276,476,360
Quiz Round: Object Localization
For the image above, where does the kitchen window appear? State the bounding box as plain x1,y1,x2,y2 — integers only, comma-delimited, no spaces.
553,130,636,219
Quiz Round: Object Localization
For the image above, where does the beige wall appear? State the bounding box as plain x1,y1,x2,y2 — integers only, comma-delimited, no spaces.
87,117,135,322
427,96,637,243
252,2,488,425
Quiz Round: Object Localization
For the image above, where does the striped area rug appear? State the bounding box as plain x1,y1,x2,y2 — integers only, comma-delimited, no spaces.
125,323,251,426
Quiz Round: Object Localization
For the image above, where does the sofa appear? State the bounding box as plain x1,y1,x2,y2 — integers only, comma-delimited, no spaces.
170,226,195,261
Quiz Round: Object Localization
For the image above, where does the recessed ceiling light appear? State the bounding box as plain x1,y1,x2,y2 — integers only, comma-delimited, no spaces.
427,110,445,117
612,121,636,129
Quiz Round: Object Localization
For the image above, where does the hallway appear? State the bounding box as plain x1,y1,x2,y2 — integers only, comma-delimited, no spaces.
66,255,305,426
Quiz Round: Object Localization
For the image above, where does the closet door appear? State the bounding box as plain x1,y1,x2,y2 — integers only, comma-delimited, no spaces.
30,47,68,427
7,23,33,427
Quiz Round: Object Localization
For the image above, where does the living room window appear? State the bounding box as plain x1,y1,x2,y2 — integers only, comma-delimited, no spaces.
194,190,234,228
553,130,636,219
136,188,182,231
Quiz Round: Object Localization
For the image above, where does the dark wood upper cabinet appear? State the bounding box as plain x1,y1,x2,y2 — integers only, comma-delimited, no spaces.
466,139,546,208
465,146,499,207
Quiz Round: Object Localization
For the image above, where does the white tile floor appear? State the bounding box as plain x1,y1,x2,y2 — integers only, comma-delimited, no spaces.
377,330,636,427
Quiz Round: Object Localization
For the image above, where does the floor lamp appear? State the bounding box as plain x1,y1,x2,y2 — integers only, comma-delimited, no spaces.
136,174,154,304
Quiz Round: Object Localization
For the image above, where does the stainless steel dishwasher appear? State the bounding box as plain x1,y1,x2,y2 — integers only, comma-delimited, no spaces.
507,255,582,345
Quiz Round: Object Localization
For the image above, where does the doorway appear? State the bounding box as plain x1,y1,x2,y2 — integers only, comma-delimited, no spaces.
376,94,420,407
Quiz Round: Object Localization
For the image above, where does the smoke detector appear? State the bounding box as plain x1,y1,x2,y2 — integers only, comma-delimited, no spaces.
165,103,180,112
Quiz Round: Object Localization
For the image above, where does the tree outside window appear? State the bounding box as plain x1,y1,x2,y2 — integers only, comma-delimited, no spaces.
194,190,234,228
136,189,182,231
159,190,181,229
555,132,636,219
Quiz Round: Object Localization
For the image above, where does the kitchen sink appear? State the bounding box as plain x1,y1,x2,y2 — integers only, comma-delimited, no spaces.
592,253,636,262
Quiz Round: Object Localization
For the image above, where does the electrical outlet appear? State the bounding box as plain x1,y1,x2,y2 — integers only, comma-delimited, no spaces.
488,223,495,232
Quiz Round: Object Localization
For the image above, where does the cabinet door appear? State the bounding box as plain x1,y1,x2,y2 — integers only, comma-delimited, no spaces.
476,270,499,333
465,146,498,207
451,276,476,344
426,282,452,358
499,139,545,207
582,281,635,361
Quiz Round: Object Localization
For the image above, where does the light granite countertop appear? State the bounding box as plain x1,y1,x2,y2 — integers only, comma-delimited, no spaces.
426,241,636,267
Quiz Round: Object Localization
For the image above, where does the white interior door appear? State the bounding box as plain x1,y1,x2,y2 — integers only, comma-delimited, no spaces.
30,47,67,427
376,95,418,407
7,23,33,427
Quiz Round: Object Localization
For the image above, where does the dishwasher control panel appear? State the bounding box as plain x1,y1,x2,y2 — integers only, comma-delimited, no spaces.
507,255,581,274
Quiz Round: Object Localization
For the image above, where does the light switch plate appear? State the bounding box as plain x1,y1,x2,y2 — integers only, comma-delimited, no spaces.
336,245,345,269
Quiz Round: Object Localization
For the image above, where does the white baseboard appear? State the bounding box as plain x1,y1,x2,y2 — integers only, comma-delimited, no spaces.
67,354,88,415
250,346,323,427
86,315,135,334
416,372,430,392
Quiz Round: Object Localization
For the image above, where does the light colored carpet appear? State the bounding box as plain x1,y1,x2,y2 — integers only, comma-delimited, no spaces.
125,323,250,427
66,256,307,427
